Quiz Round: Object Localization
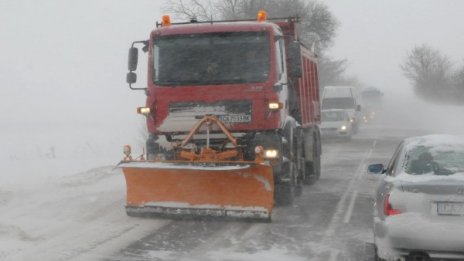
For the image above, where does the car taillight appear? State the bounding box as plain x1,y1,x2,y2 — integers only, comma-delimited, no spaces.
384,193,401,216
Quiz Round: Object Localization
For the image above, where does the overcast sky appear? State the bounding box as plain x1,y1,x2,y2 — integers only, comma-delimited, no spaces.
0,1,165,158
1,0,463,158
324,0,464,92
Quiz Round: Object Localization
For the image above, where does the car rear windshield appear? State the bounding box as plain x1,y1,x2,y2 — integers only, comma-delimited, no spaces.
153,31,270,86
405,145,464,175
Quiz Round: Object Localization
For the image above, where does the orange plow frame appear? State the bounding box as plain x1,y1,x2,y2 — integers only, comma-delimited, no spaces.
120,162,273,219
119,116,275,220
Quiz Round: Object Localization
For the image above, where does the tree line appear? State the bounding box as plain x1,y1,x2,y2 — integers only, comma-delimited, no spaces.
401,44,464,104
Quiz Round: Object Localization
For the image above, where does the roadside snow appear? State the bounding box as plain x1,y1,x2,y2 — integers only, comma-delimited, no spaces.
0,164,171,261
0,126,169,261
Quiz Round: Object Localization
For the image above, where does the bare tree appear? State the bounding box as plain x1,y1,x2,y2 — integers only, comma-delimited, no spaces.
451,62,464,101
317,54,361,88
401,45,452,100
163,0,338,52
164,0,219,20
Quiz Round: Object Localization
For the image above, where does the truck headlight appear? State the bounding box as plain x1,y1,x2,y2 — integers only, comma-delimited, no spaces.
137,107,151,115
264,149,278,158
340,125,347,131
268,102,283,110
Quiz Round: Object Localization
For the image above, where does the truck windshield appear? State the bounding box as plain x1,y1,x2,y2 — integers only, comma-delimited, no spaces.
153,31,270,86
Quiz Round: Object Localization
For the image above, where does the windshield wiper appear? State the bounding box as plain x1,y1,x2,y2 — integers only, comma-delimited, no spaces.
434,167,455,175
156,81,210,86
156,79,257,86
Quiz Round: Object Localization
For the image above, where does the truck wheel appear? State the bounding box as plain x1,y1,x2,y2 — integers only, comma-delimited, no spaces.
275,181,294,206
274,162,297,205
293,162,302,197
303,142,321,185
146,142,160,160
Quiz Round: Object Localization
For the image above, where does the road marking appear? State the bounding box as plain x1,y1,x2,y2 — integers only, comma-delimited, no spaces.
356,148,372,180
322,139,377,239
343,190,358,223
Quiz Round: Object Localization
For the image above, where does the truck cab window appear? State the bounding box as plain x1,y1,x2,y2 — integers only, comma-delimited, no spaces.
275,37,285,80
153,32,270,86
153,44,160,82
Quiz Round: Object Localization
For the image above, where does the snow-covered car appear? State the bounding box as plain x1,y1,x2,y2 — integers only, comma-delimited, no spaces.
368,134,464,261
320,109,353,140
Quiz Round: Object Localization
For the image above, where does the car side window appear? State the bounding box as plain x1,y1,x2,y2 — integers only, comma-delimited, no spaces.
385,142,404,176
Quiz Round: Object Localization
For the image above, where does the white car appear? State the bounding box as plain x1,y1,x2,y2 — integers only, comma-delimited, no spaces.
368,134,464,261
320,109,353,140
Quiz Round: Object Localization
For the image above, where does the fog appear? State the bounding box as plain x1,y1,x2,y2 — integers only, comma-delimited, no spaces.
325,0,464,89
2,1,464,260
2,1,464,179
377,87,464,135
323,0,464,137
0,1,164,179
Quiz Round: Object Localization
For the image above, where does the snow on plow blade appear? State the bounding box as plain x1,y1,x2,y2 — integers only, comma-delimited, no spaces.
120,161,274,220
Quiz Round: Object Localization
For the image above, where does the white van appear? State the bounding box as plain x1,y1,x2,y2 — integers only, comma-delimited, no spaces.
321,86,361,132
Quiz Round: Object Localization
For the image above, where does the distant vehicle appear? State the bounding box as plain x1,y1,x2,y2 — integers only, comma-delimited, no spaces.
320,109,353,140
360,86,383,123
321,86,361,132
368,134,464,261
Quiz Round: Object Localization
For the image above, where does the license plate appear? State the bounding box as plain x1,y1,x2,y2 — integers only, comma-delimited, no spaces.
437,202,464,216
218,114,251,123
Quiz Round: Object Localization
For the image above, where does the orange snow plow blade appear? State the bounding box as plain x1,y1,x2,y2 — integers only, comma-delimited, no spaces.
120,161,274,220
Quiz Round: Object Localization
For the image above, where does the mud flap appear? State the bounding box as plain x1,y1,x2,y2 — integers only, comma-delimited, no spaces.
119,161,274,220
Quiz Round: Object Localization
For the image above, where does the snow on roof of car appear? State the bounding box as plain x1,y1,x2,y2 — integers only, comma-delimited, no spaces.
404,134,464,152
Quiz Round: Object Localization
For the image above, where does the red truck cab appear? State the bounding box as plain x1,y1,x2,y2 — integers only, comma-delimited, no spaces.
126,12,321,204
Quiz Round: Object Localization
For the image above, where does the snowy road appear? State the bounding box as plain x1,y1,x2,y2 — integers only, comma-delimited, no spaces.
0,126,439,261
105,126,408,261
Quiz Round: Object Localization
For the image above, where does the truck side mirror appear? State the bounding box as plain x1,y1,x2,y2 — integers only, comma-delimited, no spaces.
128,47,139,72
126,72,137,84
288,41,302,78
127,40,148,90
356,104,361,112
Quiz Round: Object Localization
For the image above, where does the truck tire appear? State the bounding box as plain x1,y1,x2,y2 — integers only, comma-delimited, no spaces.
146,138,160,160
303,137,321,185
275,181,294,206
274,162,297,206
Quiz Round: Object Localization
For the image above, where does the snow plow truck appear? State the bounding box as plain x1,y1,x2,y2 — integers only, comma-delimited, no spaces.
120,11,322,221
